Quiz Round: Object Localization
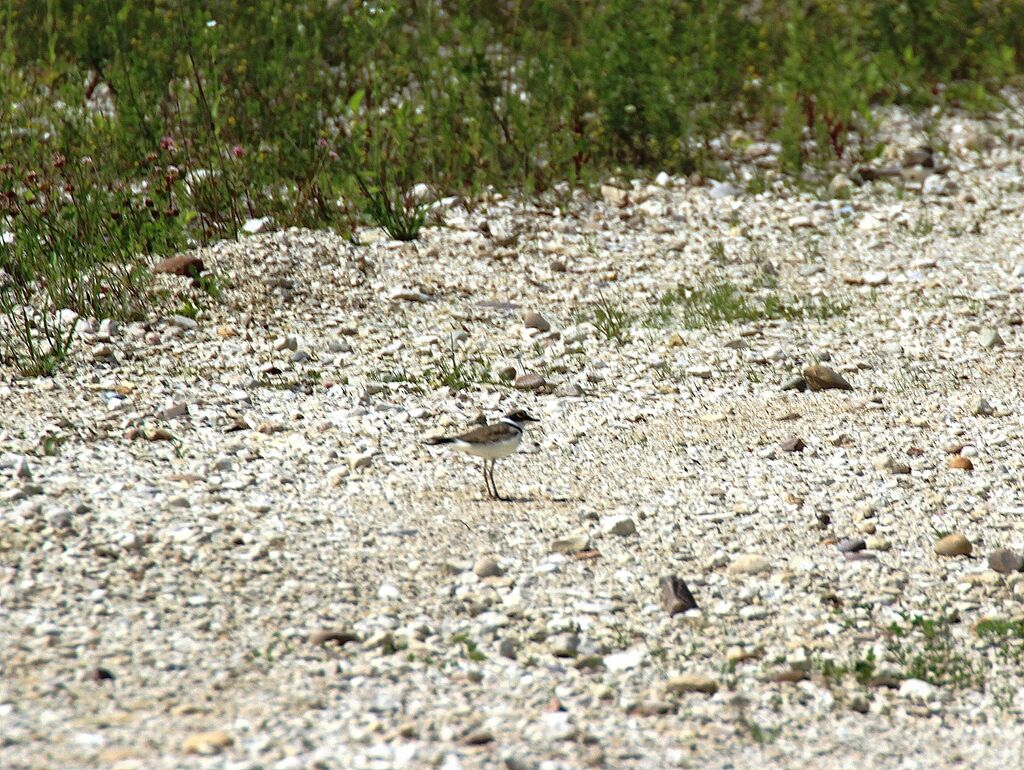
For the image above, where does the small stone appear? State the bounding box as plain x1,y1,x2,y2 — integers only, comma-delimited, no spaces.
728,554,771,575
389,287,431,302
660,575,698,615
866,536,890,551
514,372,546,391
309,629,360,647
899,678,936,702
988,549,1024,574
496,365,517,382
182,730,233,755
349,450,375,470
549,633,580,658
935,533,972,557
780,376,807,392
550,534,591,554
949,456,974,471
91,343,114,360
169,314,198,331
979,328,1005,348
863,271,889,287
473,556,504,578
550,259,567,273
153,254,204,277
158,401,189,420
13,456,31,480
523,311,551,332
803,364,852,391
602,515,637,537
242,216,272,234
973,398,995,416
600,185,629,207
781,437,805,453
874,454,911,475
498,638,518,659
838,538,866,553
464,728,495,746
86,667,115,682
665,673,719,695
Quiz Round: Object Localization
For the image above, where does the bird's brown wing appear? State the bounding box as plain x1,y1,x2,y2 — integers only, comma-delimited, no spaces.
453,422,519,444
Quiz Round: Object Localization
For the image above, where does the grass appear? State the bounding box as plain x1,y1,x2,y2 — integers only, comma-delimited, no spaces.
3,1,1024,374
592,294,634,344
427,338,494,391
655,281,847,330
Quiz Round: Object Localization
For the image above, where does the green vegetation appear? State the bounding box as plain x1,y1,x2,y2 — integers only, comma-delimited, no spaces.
656,281,848,330
427,338,494,391
3,1,1024,373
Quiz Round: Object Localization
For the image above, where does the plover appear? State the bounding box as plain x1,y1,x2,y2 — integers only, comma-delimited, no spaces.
425,409,539,500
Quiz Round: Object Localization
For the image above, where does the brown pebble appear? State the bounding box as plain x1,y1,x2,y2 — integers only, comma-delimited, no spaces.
309,628,360,647
513,372,546,391
935,533,972,557
182,730,233,755
988,549,1024,574
803,364,853,391
781,437,806,452
153,254,204,277
660,575,699,616
949,455,974,471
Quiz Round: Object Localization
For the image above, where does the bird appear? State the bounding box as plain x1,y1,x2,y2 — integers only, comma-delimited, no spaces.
425,409,539,500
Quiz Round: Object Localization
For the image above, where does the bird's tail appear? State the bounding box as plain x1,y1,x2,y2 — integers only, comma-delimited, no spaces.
424,436,454,446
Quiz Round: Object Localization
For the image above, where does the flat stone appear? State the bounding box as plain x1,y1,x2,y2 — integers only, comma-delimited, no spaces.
803,364,852,391
602,515,637,537
973,398,995,416
874,454,911,475
728,554,771,575
988,549,1024,574
153,254,204,277
550,534,591,554
781,437,805,453
664,673,719,695
513,372,546,391
169,314,198,331
601,185,629,207
838,538,866,553
949,455,974,471
935,533,972,557
899,678,936,702
473,556,504,578
182,730,233,755
523,311,551,332
309,628,359,646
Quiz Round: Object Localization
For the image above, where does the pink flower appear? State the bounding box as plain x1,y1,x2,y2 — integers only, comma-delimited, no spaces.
318,137,329,148
160,136,177,151
231,145,245,158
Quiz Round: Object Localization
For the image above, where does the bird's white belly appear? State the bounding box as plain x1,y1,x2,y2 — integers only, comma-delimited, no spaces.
453,434,521,459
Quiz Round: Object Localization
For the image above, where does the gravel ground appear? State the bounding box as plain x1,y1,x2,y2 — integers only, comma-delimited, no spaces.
4,106,1024,769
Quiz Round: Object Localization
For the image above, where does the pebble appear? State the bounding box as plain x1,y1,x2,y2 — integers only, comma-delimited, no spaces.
550,534,591,554
513,372,546,391
781,437,806,452
874,454,911,475
838,538,866,553
973,398,995,416
182,730,233,755
523,311,551,332
949,456,974,471
170,314,198,331
899,679,937,702
727,554,772,575
935,533,972,557
153,254,204,276
602,515,637,536
988,549,1024,574
803,364,853,391
980,328,1004,348
473,556,504,578
664,673,719,695
660,575,698,615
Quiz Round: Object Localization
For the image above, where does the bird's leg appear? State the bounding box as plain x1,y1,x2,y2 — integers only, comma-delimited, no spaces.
491,460,506,501
482,459,493,499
